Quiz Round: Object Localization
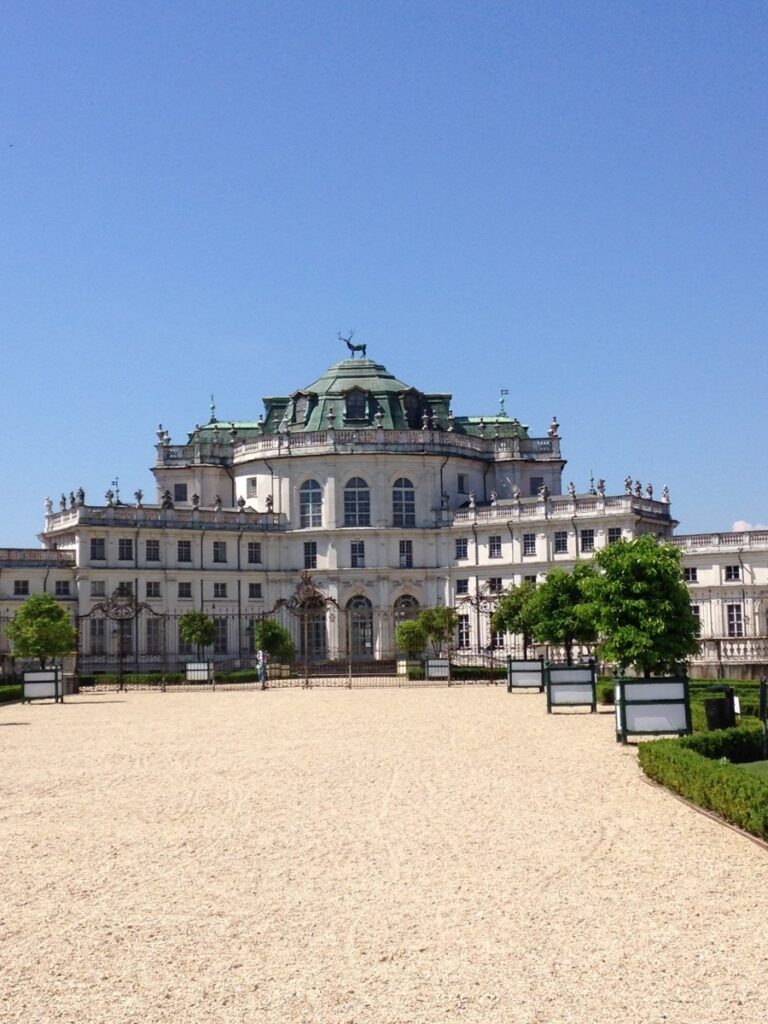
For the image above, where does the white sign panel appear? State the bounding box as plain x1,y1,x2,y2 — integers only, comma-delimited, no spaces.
186,662,212,682
550,683,594,705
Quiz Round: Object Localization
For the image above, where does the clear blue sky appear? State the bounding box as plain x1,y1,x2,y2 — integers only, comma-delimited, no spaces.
3,0,767,546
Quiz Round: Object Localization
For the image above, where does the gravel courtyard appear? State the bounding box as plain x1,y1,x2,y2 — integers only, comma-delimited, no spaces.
2,687,767,1024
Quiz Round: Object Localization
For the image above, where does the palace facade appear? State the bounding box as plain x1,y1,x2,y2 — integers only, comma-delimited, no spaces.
1,354,765,678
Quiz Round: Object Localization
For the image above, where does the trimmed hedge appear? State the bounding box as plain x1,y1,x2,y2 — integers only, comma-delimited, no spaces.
638,726,768,840
0,683,22,703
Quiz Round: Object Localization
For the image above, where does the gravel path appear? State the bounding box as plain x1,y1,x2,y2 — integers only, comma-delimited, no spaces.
2,688,767,1024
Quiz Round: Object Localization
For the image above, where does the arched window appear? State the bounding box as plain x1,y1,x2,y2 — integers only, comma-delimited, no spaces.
344,477,370,527
392,477,415,527
345,389,367,420
347,595,373,657
299,479,322,528
394,595,420,622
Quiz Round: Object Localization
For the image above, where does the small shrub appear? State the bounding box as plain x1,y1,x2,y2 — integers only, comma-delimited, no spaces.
638,726,768,840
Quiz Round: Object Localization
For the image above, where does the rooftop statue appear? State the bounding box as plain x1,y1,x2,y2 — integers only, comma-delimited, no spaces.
339,330,367,359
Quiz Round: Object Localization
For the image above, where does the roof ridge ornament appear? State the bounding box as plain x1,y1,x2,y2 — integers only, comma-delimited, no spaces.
338,329,367,359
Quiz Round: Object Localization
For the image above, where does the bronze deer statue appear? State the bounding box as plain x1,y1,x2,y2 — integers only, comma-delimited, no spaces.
339,331,366,359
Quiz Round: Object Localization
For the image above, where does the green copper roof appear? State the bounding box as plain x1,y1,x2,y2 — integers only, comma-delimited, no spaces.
299,358,413,396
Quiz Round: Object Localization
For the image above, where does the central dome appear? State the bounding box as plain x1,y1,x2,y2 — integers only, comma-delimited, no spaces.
301,358,413,396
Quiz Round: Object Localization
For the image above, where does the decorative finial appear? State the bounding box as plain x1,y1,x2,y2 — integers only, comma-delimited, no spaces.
209,394,217,423
499,388,509,417
111,477,120,503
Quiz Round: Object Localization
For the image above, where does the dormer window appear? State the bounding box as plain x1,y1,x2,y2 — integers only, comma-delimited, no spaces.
294,395,309,424
403,392,422,429
345,389,367,421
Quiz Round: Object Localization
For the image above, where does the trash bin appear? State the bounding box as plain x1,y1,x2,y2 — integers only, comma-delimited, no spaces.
704,685,736,730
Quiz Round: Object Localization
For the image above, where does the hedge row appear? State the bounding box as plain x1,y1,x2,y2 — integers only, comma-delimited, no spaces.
0,684,22,704
638,726,768,840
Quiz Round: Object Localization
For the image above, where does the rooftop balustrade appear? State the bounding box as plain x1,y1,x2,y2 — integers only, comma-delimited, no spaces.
42,505,286,535
671,530,768,551
453,493,673,523
0,548,76,567
154,429,562,467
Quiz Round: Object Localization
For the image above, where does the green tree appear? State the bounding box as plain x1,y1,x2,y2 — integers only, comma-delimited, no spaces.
529,564,598,665
6,593,77,669
491,581,539,657
417,606,459,657
586,535,700,677
252,618,295,663
394,619,427,659
178,610,217,659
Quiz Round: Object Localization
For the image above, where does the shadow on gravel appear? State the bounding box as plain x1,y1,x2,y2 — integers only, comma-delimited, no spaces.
0,722,29,726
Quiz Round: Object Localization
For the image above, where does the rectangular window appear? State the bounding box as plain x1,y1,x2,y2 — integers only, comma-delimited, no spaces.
90,617,105,654
118,538,134,562
727,603,743,638
455,538,468,560
214,616,228,654
684,567,698,583
523,533,536,557
248,583,263,600
116,619,133,654
247,477,258,496
146,539,160,562
690,604,700,622
146,618,163,655
304,541,317,569
91,581,106,597
608,527,622,545
457,473,468,494
524,575,537,584
13,579,29,596
213,582,228,599
530,477,544,497
178,582,192,599
488,577,503,593
213,541,227,563
457,614,470,650
146,581,161,598
174,483,188,503
54,580,70,596
489,535,502,559
177,540,192,563
115,581,133,596
725,565,740,582
351,541,365,568
178,623,193,655
456,578,469,595
247,542,262,564
90,538,106,561
580,529,595,553
399,540,413,569
554,531,568,554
